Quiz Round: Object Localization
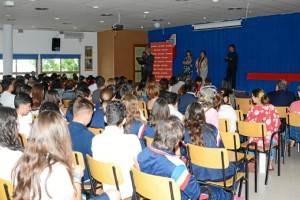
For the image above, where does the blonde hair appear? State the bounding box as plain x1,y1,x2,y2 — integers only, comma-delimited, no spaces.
13,111,74,200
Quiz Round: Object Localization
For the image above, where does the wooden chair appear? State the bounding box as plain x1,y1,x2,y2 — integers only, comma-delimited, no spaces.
18,133,28,148
86,154,123,195
235,110,244,121
220,131,256,193
144,136,180,156
73,151,85,170
0,178,13,200
234,98,252,117
136,91,143,96
88,127,104,135
218,119,230,132
236,121,280,185
275,106,288,163
286,113,300,156
130,167,181,200
187,144,248,200
140,108,149,120
138,100,147,110
62,99,72,108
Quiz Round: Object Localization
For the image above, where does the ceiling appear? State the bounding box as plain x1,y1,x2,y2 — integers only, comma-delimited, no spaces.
0,0,299,32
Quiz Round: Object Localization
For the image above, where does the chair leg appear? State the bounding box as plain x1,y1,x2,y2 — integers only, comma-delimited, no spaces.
238,179,243,197
254,155,257,193
245,177,249,200
298,143,300,152
265,153,270,185
278,146,281,177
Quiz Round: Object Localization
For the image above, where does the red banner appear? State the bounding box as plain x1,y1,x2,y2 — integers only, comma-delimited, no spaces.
151,42,173,81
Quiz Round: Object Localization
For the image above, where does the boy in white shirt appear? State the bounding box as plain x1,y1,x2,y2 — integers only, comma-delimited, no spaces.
15,92,32,138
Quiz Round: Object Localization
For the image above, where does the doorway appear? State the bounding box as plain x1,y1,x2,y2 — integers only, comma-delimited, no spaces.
133,44,147,83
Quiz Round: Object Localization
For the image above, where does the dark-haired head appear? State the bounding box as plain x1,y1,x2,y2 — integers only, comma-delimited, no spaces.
186,50,192,57
39,102,60,113
152,116,184,151
106,101,126,127
50,79,62,89
150,98,170,126
159,78,169,91
252,88,269,105
119,83,133,98
165,92,179,106
14,92,32,111
0,107,23,151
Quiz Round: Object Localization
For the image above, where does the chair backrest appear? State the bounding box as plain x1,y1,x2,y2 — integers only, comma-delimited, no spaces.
218,119,230,132
140,108,149,120
72,151,85,170
286,113,300,127
86,155,123,190
18,133,28,148
219,131,241,150
136,91,143,96
0,178,13,200
187,144,229,169
88,127,104,135
235,110,244,121
130,168,181,200
234,98,252,115
138,100,147,110
32,114,38,121
275,106,289,119
236,121,267,138
62,99,72,108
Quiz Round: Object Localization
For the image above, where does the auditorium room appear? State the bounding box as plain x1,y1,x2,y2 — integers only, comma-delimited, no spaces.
0,0,300,199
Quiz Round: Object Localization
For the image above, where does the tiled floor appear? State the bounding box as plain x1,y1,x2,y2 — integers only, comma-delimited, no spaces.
241,147,300,200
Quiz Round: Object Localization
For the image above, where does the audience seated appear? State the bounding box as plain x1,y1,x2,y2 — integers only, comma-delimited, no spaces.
0,107,23,182
92,101,142,199
141,98,170,139
170,74,185,94
267,79,295,106
50,78,64,98
165,92,184,121
178,80,198,114
92,76,105,104
61,79,76,100
121,94,146,148
158,78,169,100
215,90,237,132
31,83,45,115
246,88,281,170
182,103,233,199
145,83,160,111
68,97,95,181
15,92,33,138
0,78,16,108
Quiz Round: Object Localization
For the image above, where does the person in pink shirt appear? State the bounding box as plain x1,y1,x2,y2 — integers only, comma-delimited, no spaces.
289,85,300,114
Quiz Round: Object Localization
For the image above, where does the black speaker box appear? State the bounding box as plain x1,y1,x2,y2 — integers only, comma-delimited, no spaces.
52,38,61,51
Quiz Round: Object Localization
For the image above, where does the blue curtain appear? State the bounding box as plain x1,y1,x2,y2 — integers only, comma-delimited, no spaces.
148,12,300,94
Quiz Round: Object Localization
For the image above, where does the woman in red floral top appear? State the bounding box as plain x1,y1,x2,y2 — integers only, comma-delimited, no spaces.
245,88,281,169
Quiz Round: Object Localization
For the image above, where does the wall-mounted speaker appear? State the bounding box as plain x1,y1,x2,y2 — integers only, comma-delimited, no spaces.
52,38,61,51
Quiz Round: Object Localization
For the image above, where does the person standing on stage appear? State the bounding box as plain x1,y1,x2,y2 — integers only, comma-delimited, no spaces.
225,44,238,89
182,50,193,78
142,48,155,80
195,50,208,81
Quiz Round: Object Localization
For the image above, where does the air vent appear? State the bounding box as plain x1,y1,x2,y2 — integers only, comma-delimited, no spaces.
152,19,164,22
228,7,244,10
100,13,113,16
64,32,84,39
35,7,49,10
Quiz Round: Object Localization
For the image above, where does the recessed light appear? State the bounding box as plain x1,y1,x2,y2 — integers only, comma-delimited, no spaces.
73,27,78,29
54,17,60,20
141,26,144,29
31,26,36,28
144,11,149,14
100,20,104,23
35,7,49,10
167,22,171,25
5,14,11,17
100,13,113,17
93,5,100,9
212,0,219,2
203,16,206,20
29,0,36,1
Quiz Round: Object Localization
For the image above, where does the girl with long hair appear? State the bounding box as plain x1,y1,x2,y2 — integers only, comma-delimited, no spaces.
0,107,23,182
121,94,145,148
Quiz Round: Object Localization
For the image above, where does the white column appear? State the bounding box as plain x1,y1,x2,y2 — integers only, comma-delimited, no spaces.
3,24,13,75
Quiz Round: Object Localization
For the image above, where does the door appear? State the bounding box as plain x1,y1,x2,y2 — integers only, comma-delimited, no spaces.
133,44,147,83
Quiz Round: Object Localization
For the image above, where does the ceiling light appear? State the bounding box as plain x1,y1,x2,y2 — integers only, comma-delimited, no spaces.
93,5,100,9
141,26,144,29
29,0,36,2
144,11,149,14
167,22,171,24
212,0,219,2
31,26,36,28
73,27,78,29
5,14,11,17
100,20,104,23
35,7,49,10
3,1,14,7
203,16,206,20
54,17,60,20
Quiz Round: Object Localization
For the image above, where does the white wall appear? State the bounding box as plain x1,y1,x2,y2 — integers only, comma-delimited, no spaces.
0,29,97,76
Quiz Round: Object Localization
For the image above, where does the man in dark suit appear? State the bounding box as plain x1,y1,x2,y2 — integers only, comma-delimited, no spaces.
267,79,296,106
225,44,238,89
142,47,154,80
